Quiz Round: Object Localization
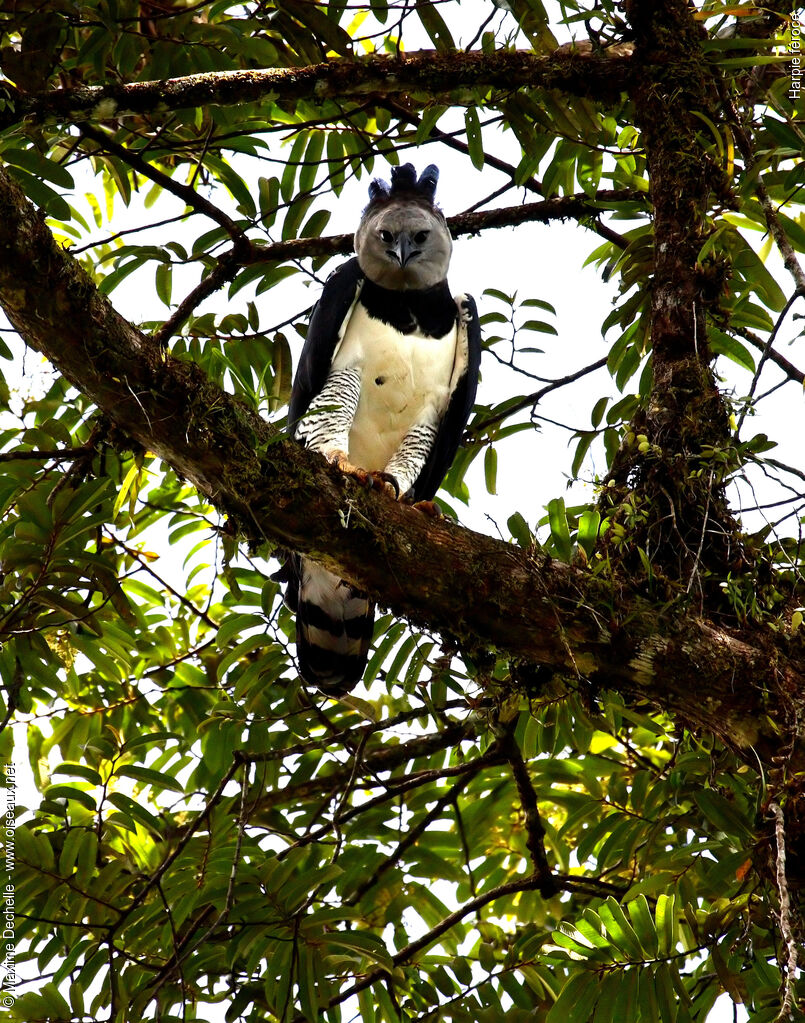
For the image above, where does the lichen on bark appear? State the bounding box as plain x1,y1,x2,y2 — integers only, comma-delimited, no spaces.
600,1,744,588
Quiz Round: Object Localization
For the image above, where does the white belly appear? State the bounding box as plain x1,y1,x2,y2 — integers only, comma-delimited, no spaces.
332,303,458,470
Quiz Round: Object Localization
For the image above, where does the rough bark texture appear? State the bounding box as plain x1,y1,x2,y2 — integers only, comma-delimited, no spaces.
0,49,630,131
1,165,802,771
603,1,740,584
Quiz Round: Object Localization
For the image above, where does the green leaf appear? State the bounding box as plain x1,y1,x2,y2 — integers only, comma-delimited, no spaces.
114,765,185,794
508,511,533,547
113,462,142,518
598,897,644,961
283,195,316,241
120,731,181,753
155,261,173,307
547,497,573,562
258,175,281,226
75,832,99,887
484,445,497,495
618,967,641,1021
592,970,628,1023
98,257,143,296
52,763,102,785
107,792,163,834
5,165,72,220
58,827,86,876
546,971,599,1023
417,2,454,50
416,105,448,144
44,784,97,811
694,789,753,840
203,153,256,217
637,966,661,1022
626,895,659,958
280,0,353,54
654,962,679,1023
709,329,755,372
465,107,484,170
2,147,75,188
577,509,600,557
281,134,308,202
324,930,392,971
655,893,677,956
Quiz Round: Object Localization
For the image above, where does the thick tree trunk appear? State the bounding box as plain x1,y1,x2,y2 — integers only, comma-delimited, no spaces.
603,1,741,585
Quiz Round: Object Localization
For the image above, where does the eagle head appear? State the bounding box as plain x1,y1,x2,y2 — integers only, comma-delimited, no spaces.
354,163,453,291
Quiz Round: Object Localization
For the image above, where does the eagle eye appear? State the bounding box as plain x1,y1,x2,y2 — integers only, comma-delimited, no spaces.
414,230,429,245
379,229,393,244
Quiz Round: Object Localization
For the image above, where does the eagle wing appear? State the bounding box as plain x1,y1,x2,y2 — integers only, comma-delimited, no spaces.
409,293,482,502
288,257,364,436
283,256,374,697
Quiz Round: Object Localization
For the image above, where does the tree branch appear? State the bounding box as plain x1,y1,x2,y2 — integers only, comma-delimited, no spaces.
735,326,805,386
0,164,802,770
501,727,555,893
300,869,625,1019
469,355,609,437
81,123,249,246
153,193,639,341
0,49,632,131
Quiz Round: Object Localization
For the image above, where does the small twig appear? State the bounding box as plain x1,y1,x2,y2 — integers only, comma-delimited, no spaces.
275,758,489,860
107,934,119,1023
735,326,804,386
344,766,482,905
0,446,94,463
769,801,798,1022
453,792,477,899
153,881,189,1011
141,762,250,1006
81,123,248,246
152,248,241,346
469,355,609,436
109,531,219,628
107,755,243,939
500,728,555,893
736,291,803,435
291,870,621,1020
463,5,499,52
70,210,191,255
686,469,713,595
330,726,370,863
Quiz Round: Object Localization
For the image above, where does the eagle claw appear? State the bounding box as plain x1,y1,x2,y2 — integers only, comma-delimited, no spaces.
408,499,443,518
325,451,399,499
326,449,360,475
366,471,400,499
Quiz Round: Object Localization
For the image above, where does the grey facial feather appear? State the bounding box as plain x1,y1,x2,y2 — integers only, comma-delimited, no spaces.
355,201,453,290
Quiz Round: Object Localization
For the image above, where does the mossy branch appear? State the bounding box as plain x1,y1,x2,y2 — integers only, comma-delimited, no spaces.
0,163,802,769
0,49,631,131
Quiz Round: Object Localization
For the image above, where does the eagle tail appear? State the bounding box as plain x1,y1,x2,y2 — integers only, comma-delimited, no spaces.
291,557,375,696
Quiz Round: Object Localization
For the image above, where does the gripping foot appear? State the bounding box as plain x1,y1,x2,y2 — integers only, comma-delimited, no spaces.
407,499,443,518
325,451,399,499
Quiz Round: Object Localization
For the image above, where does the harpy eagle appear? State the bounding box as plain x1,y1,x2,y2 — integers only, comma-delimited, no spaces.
283,163,481,695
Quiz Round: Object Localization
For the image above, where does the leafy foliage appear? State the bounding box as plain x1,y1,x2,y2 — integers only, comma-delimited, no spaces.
0,1,804,1021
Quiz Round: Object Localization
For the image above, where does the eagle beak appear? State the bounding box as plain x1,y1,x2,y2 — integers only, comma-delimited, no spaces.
391,233,419,267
